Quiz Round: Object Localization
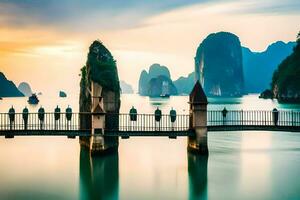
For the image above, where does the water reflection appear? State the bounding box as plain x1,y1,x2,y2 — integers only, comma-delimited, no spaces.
188,153,208,200
79,148,119,200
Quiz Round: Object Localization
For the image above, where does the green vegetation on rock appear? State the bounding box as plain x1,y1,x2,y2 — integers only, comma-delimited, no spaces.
271,32,300,103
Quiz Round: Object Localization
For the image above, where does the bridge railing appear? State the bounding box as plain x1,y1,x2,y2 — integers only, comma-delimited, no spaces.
0,112,91,131
0,112,190,132
208,110,300,127
105,113,190,132
1,110,300,133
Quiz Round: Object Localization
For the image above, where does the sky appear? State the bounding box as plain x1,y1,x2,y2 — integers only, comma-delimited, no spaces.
0,0,299,96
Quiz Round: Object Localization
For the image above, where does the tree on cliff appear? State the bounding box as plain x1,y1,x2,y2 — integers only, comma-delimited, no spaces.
271,32,300,102
87,40,120,93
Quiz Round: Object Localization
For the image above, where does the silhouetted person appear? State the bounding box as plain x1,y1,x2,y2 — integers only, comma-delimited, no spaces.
66,106,72,130
170,108,176,131
22,107,29,130
8,106,15,130
272,108,279,126
38,106,45,130
155,107,162,131
222,107,228,125
54,106,61,130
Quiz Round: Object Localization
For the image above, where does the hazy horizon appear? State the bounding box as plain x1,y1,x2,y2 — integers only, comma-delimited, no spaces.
0,0,300,95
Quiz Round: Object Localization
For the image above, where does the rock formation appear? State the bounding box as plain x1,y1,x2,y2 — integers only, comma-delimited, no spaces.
59,91,67,97
120,80,134,94
195,32,244,97
138,63,177,96
79,40,120,153
18,82,32,96
0,72,24,97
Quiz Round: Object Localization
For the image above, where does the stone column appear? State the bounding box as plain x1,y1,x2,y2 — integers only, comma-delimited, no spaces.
80,82,119,155
188,81,208,155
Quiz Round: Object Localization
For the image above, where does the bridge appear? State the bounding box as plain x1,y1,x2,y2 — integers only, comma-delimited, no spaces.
1,110,300,138
1,82,300,155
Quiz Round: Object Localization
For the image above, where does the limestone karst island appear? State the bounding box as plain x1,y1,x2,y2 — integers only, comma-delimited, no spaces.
0,1,300,200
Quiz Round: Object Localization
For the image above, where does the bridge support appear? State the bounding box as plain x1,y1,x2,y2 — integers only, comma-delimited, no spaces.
80,82,120,155
188,81,208,155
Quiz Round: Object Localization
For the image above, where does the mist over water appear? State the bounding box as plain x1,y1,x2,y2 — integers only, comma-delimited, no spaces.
0,94,300,199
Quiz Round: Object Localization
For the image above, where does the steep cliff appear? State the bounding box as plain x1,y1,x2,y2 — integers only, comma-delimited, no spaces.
18,82,32,96
243,41,296,93
0,72,24,97
79,40,120,129
271,34,300,103
195,32,244,97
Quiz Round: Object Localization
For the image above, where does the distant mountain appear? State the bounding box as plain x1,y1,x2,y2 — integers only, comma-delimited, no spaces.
243,41,296,93
138,63,177,96
195,32,244,97
174,72,195,95
0,72,24,97
18,82,32,96
120,80,134,94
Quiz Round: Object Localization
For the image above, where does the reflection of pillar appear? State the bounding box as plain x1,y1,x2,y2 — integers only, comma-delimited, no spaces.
188,153,208,200
188,81,208,155
79,148,119,200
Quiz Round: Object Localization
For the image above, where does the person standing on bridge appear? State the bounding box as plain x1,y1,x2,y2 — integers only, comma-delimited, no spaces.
38,106,45,130
155,107,162,131
22,107,29,130
8,106,15,130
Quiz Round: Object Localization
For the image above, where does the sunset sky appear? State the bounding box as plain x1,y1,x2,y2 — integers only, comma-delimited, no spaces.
0,0,299,96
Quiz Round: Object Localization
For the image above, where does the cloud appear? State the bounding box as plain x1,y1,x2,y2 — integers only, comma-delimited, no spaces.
0,0,206,30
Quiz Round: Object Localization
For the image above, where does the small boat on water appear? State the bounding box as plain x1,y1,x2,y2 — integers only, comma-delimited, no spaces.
160,81,170,98
28,93,39,104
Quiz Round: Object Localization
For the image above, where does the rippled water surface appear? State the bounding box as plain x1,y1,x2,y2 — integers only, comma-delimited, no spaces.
0,94,300,200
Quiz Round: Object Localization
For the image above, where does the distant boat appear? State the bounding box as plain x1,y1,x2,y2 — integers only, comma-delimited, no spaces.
160,94,170,98
28,93,39,104
59,91,67,98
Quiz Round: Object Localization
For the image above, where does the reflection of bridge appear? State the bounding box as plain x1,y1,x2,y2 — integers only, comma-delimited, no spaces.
1,110,300,138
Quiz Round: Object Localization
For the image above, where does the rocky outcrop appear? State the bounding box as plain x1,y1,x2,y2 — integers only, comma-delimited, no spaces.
18,82,32,96
0,72,24,97
271,34,300,103
120,80,134,94
174,72,195,95
195,32,244,97
59,91,67,97
138,63,177,96
259,89,273,99
148,75,177,97
79,40,120,128
243,41,296,93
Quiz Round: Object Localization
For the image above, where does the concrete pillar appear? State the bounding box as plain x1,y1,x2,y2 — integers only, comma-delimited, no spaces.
80,82,119,155
188,81,208,155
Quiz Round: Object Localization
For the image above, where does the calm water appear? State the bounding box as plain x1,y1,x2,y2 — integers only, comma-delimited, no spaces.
1,94,300,200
